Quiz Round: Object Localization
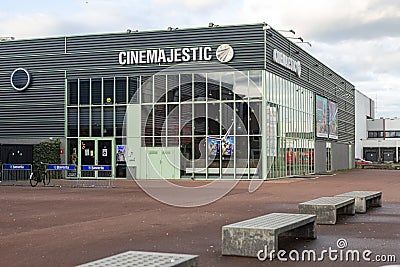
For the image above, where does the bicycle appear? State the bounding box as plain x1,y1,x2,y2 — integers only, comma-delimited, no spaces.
29,162,50,187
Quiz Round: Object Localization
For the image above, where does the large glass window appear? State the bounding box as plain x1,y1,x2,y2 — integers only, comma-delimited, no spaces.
103,78,114,104
79,107,89,137
116,106,126,137
167,74,180,102
115,77,127,104
180,74,192,102
91,107,101,137
103,107,113,136
141,76,153,103
193,74,206,100
154,75,166,103
68,80,78,105
207,73,220,101
265,71,314,178
79,79,90,105
129,76,139,103
67,108,78,137
142,105,153,138
91,78,102,105
66,70,315,180
221,72,234,101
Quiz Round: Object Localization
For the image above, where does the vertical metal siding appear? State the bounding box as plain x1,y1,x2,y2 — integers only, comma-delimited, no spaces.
265,28,355,144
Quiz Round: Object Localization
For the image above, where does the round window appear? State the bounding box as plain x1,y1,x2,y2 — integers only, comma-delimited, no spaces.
11,68,31,91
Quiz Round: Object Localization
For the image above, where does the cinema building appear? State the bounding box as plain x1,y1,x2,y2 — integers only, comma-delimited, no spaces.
0,23,356,180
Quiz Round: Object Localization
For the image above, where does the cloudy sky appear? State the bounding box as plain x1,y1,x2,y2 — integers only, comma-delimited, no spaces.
1,0,399,117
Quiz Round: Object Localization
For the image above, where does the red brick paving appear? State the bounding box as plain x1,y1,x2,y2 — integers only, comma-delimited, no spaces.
0,169,399,266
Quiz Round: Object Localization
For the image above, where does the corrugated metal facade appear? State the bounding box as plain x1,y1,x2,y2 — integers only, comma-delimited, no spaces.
0,23,354,143
265,27,355,143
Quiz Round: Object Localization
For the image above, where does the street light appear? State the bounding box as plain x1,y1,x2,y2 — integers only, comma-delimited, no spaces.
377,140,382,163
278,29,296,35
296,41,312,47
286,36,304,42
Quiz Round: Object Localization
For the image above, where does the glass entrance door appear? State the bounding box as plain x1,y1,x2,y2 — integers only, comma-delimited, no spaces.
97,140,112,178
81,140,95,177
79,139,113,178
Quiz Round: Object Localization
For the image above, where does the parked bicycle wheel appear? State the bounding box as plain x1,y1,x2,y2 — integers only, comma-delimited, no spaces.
29,172,39,187
43,173,50,186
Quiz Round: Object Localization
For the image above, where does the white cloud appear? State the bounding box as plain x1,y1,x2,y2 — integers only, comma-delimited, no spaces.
151,0,226,11
1,0,399,117
0,13,61,39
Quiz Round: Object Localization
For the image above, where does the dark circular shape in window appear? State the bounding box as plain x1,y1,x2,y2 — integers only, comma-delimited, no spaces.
11,68,31,91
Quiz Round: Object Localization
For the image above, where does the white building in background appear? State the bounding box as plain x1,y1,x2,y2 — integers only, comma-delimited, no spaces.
355,90,375,159
362,117,400,162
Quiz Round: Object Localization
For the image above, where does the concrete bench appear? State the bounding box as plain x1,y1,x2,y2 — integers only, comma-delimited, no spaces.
335,191,382,213
361,163,392,169
76,251,199,267
299,197,355,224
222,213,316,258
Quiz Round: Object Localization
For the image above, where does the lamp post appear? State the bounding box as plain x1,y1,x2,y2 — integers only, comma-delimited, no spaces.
378,140,382,163
286,36,304,42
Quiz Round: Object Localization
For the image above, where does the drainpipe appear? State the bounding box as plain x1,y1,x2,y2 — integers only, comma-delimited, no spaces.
383,118,386,140
381,118,385,163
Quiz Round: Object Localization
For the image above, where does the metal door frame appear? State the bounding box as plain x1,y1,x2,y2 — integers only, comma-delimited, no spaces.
78,138,115,178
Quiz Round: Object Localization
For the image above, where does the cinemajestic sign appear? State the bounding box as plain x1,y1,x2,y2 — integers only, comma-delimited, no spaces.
272,49,301,77
118,44,234,65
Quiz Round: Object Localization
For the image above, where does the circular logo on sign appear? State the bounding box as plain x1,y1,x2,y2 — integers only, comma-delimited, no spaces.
10,68,31,91
216,44,234,63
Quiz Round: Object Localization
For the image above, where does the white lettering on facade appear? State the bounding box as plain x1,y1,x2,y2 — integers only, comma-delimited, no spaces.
158,49,166,63
273,49,302,77
204,47,212,60
147,50,158,63
119,46,215,65
118,52,127,65
181,48,190,62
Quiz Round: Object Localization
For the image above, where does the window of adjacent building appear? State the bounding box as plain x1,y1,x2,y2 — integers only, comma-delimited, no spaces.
368,131,384,138
386,131,396,138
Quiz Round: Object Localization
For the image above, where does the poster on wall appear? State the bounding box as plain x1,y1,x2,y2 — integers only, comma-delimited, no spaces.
116,145,126,162
328,100,338,139
316,95,328,138
221,137,234,157
207,137,235,159
207,137,220,158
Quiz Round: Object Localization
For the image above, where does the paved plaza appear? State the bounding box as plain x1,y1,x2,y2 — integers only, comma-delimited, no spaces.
0,169,399,266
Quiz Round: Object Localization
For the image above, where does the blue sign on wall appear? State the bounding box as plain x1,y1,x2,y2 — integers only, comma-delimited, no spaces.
81,165,111,171
3,164,31,170
47,164,76,171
